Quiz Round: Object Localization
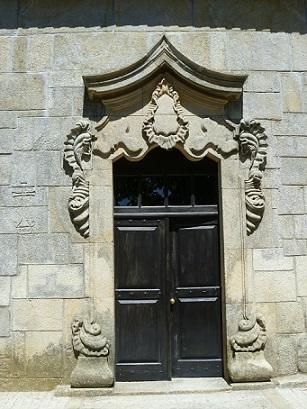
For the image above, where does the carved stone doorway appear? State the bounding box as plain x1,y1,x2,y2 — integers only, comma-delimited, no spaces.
113,149,223,381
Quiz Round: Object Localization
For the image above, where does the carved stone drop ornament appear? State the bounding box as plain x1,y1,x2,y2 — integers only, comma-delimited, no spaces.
228,315,273,382
64,121,95,238
70,318,113,388
237,119,268,235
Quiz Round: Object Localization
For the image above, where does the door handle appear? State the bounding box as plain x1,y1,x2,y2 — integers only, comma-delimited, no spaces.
170,298,176,305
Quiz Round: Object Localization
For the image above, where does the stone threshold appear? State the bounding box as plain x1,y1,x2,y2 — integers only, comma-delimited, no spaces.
54,374,307,397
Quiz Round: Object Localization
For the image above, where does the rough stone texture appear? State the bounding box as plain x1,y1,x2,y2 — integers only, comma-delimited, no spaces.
275,302,305,334
254,271,296,302
253,248,293,271
0,1,306,388
0,234,17,276
18,234,83,264
0,277,11,306
0,74,46,111
25,331,63,378
28,265,84,298
0,307,10,337
12,299,63,331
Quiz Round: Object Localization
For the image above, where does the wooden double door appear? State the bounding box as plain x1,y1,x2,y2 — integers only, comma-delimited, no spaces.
114,216,223,381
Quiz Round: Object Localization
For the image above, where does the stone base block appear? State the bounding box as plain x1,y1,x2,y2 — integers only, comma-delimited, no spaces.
70,356,113,388
228,351,273,383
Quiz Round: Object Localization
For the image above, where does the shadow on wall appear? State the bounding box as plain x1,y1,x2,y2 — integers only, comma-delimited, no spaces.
1,0,307,33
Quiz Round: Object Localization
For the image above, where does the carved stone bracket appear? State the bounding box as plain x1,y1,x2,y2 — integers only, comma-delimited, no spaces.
229,119,268,235
70,318,113,388
142,78,189,150
64,121,95,238
228,315,273,382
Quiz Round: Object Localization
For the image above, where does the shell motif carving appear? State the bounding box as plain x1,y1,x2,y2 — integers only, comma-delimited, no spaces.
64,121,95,238
230,315,267,353
237,119,268,235
71,318,110,358
142,78,189,150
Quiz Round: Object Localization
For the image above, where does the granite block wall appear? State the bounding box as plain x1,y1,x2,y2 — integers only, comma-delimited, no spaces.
0,0,306,389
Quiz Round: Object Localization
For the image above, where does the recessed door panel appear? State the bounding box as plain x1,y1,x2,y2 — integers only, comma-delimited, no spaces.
115,219,169,381
115,217,223,381
171,220,223,377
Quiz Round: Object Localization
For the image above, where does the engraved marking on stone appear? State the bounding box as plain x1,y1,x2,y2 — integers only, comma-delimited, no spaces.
16,218,36,233
12,182,36,198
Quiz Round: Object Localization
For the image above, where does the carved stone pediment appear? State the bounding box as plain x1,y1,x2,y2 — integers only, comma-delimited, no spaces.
64,36,268,237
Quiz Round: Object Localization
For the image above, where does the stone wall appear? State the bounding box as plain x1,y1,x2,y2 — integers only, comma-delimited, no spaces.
0,0,307,389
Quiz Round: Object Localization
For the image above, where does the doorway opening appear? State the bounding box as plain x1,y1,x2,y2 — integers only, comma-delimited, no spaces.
113,148,223,381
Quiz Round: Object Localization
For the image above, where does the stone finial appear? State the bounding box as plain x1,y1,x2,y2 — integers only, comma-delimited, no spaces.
64,120,95,238
70,318,113,388
229,315,273,382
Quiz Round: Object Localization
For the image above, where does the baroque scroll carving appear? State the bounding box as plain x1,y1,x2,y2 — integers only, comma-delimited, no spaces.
64,121,95,238
142,78,189,150
229,315,273,382
230,315,267,353
71,318,110,358
231,119,268,235
70,318,113,388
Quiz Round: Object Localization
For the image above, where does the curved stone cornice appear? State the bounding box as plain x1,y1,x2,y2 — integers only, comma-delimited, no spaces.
84,35,247,105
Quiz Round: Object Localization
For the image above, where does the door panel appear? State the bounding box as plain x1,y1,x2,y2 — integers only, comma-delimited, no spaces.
171,219,223,377
115,216,223,381
115,219,170,381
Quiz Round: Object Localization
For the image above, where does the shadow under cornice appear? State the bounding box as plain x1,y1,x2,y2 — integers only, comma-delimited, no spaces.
1,0,307,34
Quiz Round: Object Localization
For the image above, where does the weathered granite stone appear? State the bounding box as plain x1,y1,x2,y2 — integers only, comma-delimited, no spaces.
294,215,307,239
276,302,305,334
277,136,307,158
11,266,27,299
25,331,63,378
253,248,293,271
298,334,307,373
278,186,305,215
28,264,84,298
70,319,113,388
283,239,307,256
243,92,282,121
0,307,10,337
13,37,28,72
281,73,303,113
0,206,48,234
0,234,17,276
28,35,53,72
0,277,10,306
18,233,83,264
0,155,11,185
296,256,307,297
12,299,63,331
0,74,46,110
229,315,273,382
254,271,296,302
0,37,13,72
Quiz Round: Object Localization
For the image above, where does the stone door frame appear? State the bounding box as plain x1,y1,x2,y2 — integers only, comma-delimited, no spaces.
64,35,269,383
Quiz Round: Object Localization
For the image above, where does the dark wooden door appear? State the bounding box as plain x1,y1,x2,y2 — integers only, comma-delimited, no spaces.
170,218,223,377
115,219,170,381
115,216,222,381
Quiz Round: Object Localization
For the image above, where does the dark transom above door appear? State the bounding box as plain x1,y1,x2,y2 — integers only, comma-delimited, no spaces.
113,149,223,381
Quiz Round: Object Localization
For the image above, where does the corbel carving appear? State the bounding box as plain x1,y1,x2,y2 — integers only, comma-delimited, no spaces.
64,121,95,238
228,315,273,382
70,318,113,388
71,318,110,358
142,78,189,150
230,119,268,235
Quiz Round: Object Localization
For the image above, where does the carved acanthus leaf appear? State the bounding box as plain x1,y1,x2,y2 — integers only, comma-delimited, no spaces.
230,315,267,353
71,318,110,358
64,120,95,238
142,78,189,150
